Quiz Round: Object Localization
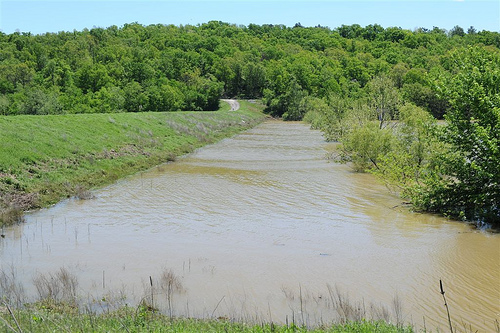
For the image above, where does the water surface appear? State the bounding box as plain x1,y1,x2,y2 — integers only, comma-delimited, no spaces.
1,121,498,331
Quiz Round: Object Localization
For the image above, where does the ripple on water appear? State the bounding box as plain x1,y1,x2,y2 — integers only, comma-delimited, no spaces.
2,121,499,332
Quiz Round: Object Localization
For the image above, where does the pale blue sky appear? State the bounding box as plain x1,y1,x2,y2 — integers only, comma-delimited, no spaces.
1,0,499,35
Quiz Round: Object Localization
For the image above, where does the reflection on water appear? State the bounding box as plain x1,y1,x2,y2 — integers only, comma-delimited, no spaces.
1,120,499,331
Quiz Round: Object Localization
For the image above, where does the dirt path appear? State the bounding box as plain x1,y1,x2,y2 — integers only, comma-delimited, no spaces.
221,99,240,111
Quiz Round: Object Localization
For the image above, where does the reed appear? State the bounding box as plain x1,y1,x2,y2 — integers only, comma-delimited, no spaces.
32,267,79,308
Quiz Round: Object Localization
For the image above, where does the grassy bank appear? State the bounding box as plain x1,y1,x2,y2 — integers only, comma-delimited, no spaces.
0,266,416,333
0,303,412,333
0,265,488,333
0,100,267,227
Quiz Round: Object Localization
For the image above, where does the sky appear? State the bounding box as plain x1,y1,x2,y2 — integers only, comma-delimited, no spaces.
0,0,499,35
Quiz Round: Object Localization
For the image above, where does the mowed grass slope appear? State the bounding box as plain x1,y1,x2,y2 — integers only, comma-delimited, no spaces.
0,101,267,226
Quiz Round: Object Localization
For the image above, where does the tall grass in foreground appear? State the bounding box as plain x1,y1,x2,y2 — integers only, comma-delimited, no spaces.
0,101,267,227
0,308,413,333
4,267,494,333
0,267,414,333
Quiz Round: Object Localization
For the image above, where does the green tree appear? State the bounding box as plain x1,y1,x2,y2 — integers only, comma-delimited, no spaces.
123,81,148,112
309,94,354,141
0,95,10,115
146,81,185,111
42,59,73,89
263,76,308,119
339,121,395,172
302,96,331,130
241,62,266,98
371,104,442,197
281,79,309,120
181,70,223,111
449,25,465,38
20,87,64,115
0,62,34,91
93,86,125,113
76,63,112,93
366,75,400,128
426,47,500,224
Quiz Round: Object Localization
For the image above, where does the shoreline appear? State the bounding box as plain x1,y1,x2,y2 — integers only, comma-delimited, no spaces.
0,100,267,228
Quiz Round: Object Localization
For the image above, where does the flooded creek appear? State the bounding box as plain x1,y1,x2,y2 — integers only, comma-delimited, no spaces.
1,120,499,331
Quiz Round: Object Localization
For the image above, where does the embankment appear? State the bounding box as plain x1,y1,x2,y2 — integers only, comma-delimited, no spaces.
0,100,267,227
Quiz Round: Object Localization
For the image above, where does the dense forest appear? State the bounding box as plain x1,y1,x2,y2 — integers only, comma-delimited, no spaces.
1,22,499,226
0,22,498,116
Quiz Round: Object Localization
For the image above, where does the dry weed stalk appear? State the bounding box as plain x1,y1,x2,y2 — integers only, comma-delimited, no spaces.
1,301,23,333
159,269,184,318
33,267,78,306
0,267,25,308
440,279,454,333
392,294,404,328
326,284,365,323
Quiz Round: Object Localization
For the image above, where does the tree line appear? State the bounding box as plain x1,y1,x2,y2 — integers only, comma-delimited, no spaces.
0,22,498,116
304,46,499,227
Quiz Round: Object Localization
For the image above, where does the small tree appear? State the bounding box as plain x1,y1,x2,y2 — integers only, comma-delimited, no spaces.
449,25,465,38
366,75,400,129
340,120,394,172
371,104,443,198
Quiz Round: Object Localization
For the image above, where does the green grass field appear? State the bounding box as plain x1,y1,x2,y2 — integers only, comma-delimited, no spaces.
0,100,267,226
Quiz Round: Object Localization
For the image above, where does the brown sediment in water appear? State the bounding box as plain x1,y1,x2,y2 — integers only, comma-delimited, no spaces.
0,121,498,332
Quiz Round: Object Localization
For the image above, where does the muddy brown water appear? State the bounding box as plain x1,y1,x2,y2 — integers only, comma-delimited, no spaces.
1,121,499,331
